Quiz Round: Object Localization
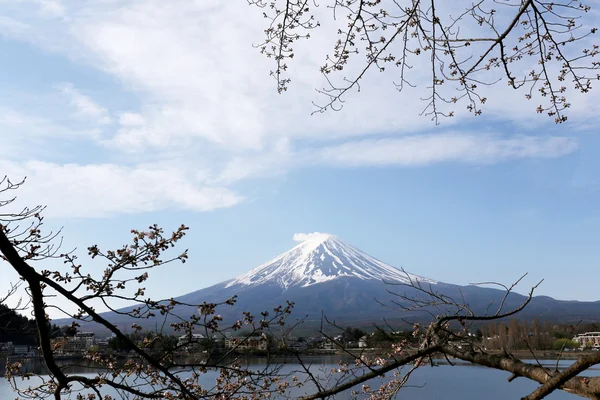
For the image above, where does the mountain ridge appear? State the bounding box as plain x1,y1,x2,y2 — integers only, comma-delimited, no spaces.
55,233,600,333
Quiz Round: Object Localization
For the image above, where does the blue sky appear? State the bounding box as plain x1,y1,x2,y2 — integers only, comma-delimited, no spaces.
0,1,599,316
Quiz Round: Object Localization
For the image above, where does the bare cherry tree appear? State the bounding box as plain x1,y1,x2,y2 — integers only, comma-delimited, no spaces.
0,178,302,400
251,0,599,123
291,275,600,399
243,2,600,397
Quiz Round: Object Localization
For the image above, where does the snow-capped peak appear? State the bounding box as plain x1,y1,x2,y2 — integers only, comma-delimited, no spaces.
225,234,435,289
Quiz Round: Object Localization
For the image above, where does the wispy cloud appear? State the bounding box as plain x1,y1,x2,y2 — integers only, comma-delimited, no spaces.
33,0,65,17
118,112,145,127
0,160,243,218
0,15,30,36
315,134,578,167
213,133,579,184
0,106,102,160
293,232,331,242
57,82,111,125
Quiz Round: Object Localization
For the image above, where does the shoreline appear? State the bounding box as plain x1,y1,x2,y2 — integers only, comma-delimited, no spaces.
3,348,596,363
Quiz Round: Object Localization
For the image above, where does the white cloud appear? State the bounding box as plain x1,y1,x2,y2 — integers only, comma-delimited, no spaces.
293,232,332,242
119,112,145,127
57,82,111,125
3,0,599,144
0,160,243,218
57,1,594,150
0,1,589,217
61,0,500,152
66,2,271,151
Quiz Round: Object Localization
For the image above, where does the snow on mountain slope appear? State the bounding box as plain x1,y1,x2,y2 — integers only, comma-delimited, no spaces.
225,233,435,289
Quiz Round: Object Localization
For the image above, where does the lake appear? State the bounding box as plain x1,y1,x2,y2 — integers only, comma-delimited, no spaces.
1,357,598,399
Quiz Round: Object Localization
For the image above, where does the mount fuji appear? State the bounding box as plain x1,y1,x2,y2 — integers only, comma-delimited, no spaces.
224,233,435,290
169,233,448,325
71,233,600,332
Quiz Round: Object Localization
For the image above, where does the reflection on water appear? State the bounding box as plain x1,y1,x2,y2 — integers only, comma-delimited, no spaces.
1,357,107,376
2,354,350,376
1,357,598,399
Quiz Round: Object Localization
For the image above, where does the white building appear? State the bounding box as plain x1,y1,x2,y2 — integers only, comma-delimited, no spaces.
64,332,95,353
2,344,38,357
358,336,368,348
573,332,600,348
177,333,205,348
225,333,268,351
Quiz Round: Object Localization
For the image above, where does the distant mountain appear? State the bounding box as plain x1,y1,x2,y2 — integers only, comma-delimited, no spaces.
59,233,600,333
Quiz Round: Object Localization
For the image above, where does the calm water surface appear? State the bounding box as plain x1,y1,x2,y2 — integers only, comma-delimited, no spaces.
1,357,598,399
